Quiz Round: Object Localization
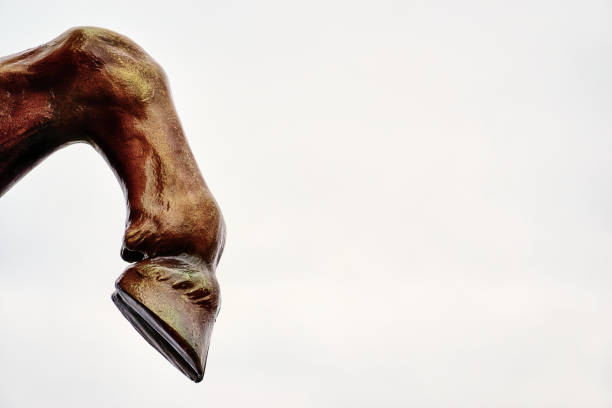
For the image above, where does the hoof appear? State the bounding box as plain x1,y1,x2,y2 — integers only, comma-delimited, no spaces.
112,256,220,382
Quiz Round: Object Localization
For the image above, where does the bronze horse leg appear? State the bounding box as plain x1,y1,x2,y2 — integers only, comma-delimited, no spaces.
0,27,225,382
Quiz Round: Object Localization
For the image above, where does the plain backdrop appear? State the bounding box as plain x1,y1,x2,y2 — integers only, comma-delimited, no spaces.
0,1,611,407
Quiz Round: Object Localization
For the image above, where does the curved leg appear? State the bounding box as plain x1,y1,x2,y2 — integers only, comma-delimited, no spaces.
0,27,225,382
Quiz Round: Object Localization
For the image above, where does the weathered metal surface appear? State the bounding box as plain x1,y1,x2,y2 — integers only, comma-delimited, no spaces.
0,27,225,382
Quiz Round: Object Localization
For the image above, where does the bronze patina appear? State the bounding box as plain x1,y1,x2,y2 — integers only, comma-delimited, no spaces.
0,27,225,382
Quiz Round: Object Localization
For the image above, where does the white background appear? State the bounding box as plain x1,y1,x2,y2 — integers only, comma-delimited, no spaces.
0,1,611,406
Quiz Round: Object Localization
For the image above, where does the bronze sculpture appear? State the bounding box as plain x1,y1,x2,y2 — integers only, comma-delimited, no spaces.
0,27,225,383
